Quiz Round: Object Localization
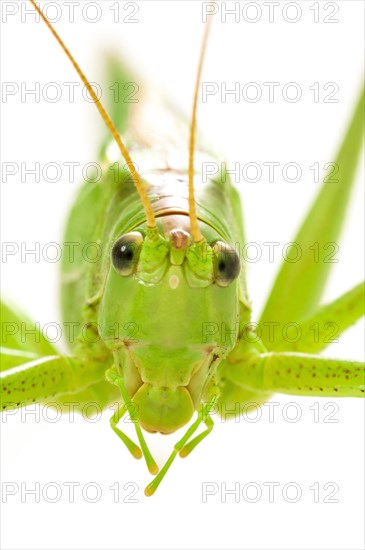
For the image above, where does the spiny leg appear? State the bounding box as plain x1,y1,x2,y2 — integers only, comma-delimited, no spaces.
145,399,216,496
222,350,365,398
105,366,158,475
1,299,109,409
262,353,365,397
1,354,105,410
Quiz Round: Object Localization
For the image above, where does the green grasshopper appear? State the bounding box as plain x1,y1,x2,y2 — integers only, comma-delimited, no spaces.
1,0,364,496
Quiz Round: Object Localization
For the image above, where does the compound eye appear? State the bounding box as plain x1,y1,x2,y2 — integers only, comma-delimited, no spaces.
213,241,240,287
111,232,143,276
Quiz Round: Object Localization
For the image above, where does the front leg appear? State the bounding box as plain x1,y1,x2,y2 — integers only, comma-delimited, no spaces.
144,399,217,496
105,364,158,475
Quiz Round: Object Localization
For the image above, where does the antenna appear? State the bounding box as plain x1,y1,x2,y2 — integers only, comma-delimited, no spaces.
188,9,215,243
28,0,157,232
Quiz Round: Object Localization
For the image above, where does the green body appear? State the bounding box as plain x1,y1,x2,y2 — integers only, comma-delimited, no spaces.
60,135,248,432
1,53,364,494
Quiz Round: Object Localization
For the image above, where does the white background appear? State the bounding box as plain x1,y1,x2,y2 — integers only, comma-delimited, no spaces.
1,1,364,549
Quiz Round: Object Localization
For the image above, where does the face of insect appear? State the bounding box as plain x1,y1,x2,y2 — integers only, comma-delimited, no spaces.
99,216,241,433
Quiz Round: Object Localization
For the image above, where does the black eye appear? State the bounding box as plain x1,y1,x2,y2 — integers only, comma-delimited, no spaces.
111,232,143,276
213,241,240,287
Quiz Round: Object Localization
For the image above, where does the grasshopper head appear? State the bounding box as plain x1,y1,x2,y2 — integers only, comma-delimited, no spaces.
99,216,241,433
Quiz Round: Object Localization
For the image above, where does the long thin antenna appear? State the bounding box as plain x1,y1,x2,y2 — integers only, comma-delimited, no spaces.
29,0,157,231
188,9,215,243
